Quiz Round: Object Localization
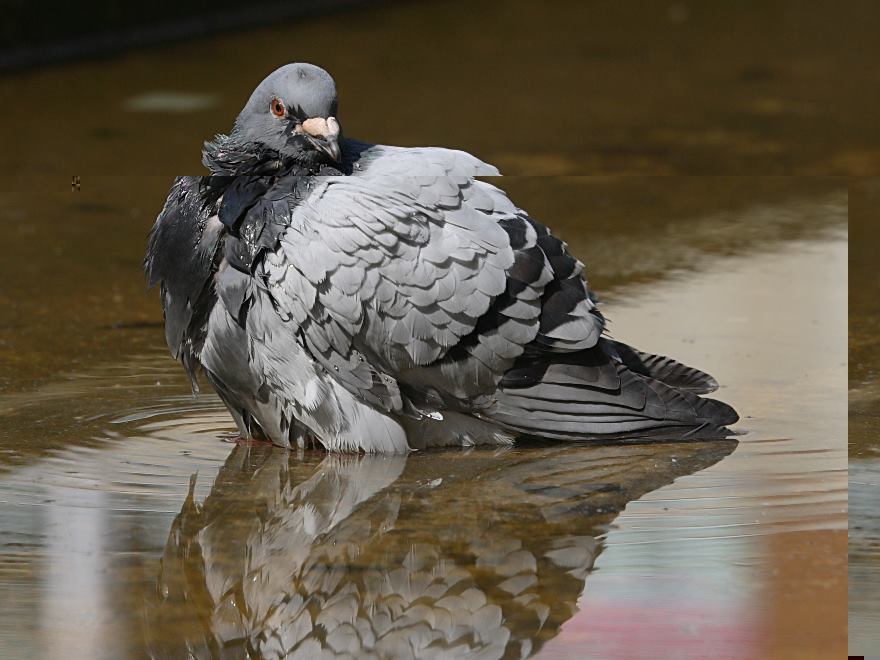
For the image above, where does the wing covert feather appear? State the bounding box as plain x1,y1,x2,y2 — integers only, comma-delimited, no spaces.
258,148,604,413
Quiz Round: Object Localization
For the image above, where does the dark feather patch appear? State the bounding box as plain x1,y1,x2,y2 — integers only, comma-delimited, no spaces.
509,246,547,285
610,341,720,394
145,177,223,359
538,279,586,333
521,214,549,237
498,216,529,250
536,233,578,279
223,175,315,274
218,176,271,236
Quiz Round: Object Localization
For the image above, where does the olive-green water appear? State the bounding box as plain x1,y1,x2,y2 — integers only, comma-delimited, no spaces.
0,2,858,658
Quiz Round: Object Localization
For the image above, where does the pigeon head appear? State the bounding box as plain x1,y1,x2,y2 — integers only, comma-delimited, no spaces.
231,63,341,165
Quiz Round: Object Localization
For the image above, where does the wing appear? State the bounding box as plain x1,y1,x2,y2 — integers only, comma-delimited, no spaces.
145,176,224,378
257,147,605,414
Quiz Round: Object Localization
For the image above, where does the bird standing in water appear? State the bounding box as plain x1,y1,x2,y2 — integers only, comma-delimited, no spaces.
145,63,738,452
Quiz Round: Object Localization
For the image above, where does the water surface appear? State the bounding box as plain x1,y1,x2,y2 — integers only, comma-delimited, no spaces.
1,0,878,178
0,176,846,658
848,178,880,655
0,2,860,655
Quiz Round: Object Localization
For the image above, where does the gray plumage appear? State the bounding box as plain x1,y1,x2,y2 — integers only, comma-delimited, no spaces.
145,63,738,453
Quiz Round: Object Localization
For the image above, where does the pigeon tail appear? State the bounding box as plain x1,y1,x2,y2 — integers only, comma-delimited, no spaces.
489,343,738,442
608,340,721,395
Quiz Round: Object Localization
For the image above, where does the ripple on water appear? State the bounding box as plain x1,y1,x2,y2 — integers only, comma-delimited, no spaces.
0,219,847,658
0,367,235,515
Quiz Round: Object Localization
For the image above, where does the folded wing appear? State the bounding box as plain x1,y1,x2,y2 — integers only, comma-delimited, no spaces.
256,147,605,416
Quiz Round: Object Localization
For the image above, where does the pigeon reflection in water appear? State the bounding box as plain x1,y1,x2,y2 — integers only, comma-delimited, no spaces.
147,441,735,658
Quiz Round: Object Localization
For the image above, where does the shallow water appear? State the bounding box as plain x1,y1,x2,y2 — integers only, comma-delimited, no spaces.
1,0,878,178
0,173,846,657
0,4,857,651
848,179,880,654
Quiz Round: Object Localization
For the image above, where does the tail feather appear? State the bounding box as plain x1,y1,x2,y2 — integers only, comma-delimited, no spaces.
490,346,738,442
610,340,720,394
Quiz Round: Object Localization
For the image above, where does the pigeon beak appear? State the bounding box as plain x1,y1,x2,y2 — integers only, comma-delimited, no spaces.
300,116,342,164
316,136,341,164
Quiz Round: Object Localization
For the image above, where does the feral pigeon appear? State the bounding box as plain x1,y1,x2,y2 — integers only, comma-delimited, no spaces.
144,63,738,452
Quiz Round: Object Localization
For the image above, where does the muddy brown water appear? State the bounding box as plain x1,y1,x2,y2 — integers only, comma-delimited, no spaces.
849,179,880,654
1,0,879,179
0,2,856,657
0,175,846,658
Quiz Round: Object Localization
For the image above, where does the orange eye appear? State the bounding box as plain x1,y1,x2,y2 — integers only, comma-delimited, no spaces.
270,97,286,117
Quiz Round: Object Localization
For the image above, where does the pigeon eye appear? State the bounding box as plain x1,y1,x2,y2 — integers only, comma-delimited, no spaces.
270,98,286,118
